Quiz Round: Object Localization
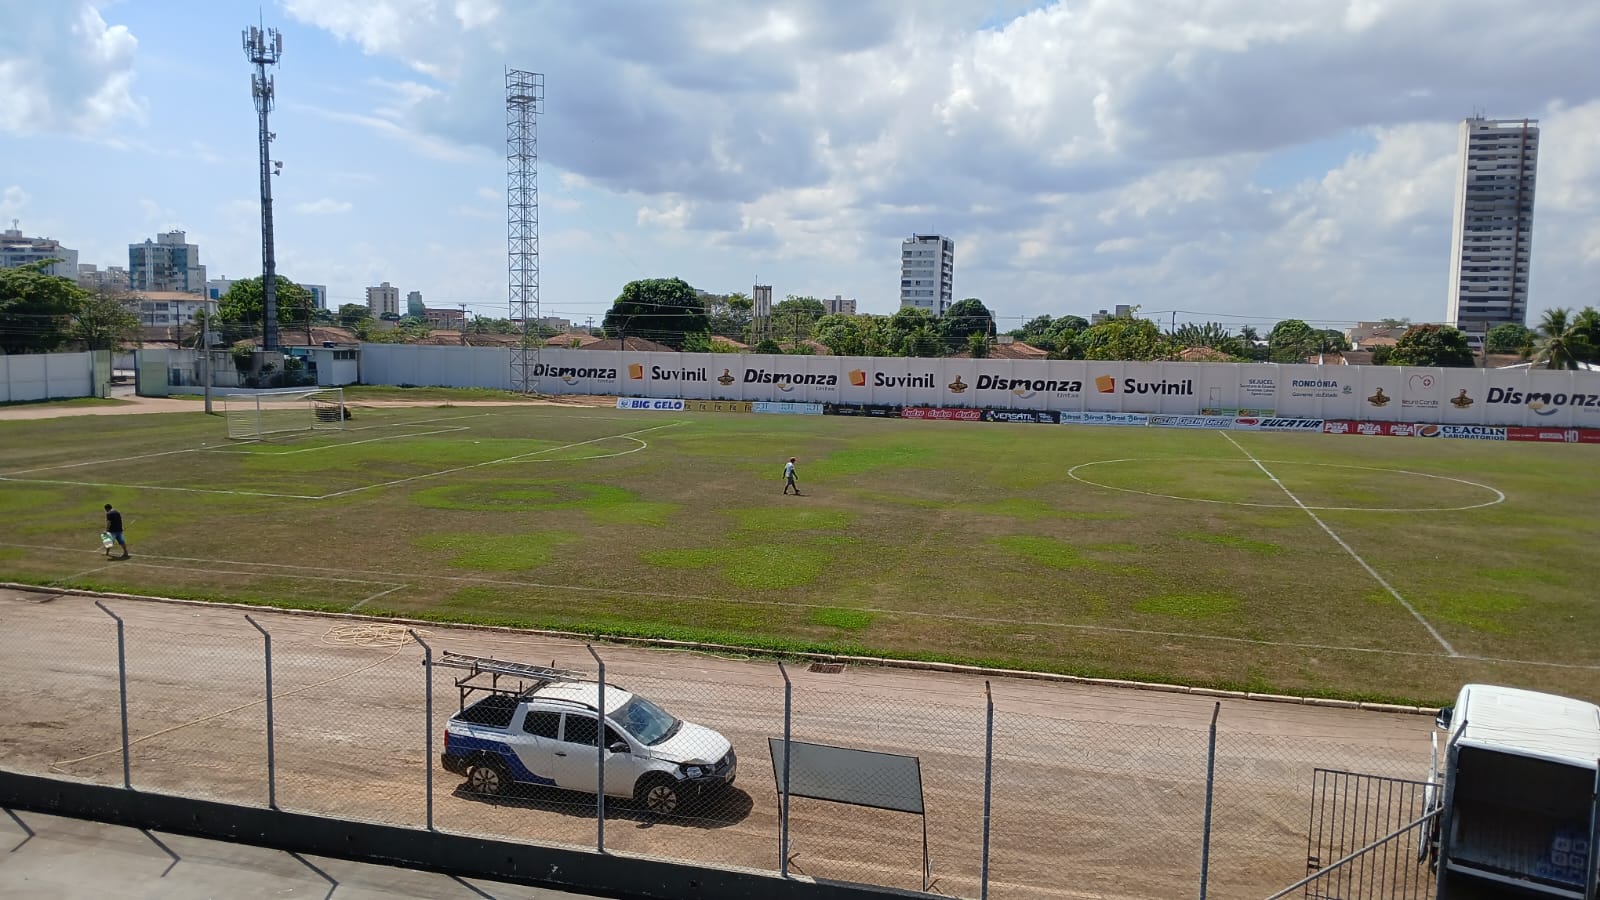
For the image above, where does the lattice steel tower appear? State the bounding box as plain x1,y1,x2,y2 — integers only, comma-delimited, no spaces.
506,70,544,393
243,25,283,352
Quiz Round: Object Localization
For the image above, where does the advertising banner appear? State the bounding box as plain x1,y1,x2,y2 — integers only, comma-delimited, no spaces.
1231,417,1324,432
683,400,752,413
1059,411,1150,426
616,397,685,411
903,407,983,421
1507,427,1584,443
981,409,1058,424
1150,414,1235,429
1432,425,1506,441
752,401,823,415
825,403,903,418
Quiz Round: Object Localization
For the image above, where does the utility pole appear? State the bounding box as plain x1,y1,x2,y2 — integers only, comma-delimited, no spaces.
243,24,283,352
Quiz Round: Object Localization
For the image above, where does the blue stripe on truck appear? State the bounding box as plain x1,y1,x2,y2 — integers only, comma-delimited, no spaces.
448,733,556,787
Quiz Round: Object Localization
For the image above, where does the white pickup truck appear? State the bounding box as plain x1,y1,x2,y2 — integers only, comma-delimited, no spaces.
438,653,736,816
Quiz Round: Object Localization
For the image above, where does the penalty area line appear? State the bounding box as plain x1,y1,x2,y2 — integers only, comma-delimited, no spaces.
1219,431,1458,657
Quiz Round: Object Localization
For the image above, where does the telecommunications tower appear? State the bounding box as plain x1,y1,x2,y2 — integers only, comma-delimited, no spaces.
506,69,544,393
243,25,284,351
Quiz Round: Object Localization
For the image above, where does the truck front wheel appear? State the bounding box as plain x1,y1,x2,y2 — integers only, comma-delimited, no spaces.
635,775,682,816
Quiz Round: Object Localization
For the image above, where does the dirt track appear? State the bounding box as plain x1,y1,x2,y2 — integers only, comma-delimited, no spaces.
0,588,1434,899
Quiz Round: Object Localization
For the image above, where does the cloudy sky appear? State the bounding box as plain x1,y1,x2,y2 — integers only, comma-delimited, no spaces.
3,1,1597,332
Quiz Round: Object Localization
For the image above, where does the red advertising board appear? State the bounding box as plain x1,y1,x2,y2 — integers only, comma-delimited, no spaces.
902,407,983,422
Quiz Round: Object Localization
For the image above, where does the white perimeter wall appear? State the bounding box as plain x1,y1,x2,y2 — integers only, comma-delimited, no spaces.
358,345,1600,428
0,351,95,402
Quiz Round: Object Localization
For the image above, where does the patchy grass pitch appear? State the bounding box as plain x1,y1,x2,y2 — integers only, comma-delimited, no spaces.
1,399,1597,705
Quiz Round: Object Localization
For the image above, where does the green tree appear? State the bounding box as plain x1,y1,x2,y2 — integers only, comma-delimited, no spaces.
680,331,714,353
903,324,943,358
1369,345,1393,365
1267,319,1319,363
705,292,754,340
218,276,314,340
601,277,708,349
1385,324,1476,367
1574,307,1600,363
769,295,826,346
1530,308,1593,370
337,303,372,328
966,330,990,358
1484,322,1534,355
753,338,782,354
70,290,141,350
1078,318,1176,361
0,260,86,353
1169,322,1245,357
941,297,995,348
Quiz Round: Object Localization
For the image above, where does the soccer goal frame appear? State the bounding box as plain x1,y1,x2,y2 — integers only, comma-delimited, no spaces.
223,388,347,441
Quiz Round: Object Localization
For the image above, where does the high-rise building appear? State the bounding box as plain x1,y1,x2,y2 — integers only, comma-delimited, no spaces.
303,284,329,310
752,284,773,340
824,294,857,316
2,222,78,278
206,277,236,300
366,282,400,318
1446,117,1539,334
129,230,207,294
78,264,129,292
406,290,425,318
899,234,954,315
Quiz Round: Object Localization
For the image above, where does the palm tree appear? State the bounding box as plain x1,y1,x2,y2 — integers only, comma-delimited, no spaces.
1531,308,1593,370
1574,306,1600,364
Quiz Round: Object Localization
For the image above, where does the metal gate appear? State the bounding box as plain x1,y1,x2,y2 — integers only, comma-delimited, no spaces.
1272,768,1438,900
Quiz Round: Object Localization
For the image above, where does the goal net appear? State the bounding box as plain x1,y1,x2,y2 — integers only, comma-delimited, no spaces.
223,388,346,440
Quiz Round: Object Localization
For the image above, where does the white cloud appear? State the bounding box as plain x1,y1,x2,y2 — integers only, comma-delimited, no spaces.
0,185,31,222
0,3,141,136
294,198,354,215
271,1,1600,321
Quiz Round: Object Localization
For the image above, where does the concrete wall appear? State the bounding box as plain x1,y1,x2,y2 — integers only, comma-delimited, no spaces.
0,351,96,402
357,344,1600,428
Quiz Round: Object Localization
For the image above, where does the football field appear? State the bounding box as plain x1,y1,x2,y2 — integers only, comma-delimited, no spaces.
2,398,1597,704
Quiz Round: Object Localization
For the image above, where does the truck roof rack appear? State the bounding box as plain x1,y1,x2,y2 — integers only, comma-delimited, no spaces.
436,651,586,709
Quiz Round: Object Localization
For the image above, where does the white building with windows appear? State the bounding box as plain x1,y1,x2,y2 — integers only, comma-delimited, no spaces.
129,230,206,294
824,294,857,316
366,281,400,318
2,222,78,278
78,264,129,291
899,234,954,315
1446,117,1539,335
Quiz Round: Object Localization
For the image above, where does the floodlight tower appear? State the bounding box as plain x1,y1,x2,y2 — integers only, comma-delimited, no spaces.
506,69,544,393
243,25,284,351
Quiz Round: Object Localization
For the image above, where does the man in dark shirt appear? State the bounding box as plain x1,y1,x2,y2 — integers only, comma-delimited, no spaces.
103,504,128,559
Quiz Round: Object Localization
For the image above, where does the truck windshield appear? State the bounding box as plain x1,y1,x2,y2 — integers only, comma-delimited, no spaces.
618,696,680,746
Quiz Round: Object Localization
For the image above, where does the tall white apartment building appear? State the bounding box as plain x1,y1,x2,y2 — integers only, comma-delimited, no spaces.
129,230,206,294
899,234,953,315
366,281,400,318
1446,117,1539,333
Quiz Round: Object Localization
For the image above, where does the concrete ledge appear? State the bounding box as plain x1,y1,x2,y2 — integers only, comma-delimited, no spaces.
0,770,920,900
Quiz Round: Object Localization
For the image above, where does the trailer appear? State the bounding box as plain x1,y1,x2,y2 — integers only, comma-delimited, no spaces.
1432,684,1600,899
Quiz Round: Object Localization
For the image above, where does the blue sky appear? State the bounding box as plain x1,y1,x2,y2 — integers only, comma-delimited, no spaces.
3,1,1598,332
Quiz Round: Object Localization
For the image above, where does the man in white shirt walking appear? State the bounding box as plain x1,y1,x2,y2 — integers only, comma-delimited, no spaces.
783,457,800,495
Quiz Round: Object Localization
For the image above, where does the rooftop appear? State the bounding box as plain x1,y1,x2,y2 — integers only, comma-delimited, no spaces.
1453,684,1600,769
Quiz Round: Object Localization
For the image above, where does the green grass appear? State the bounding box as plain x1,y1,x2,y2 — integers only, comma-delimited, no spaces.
0,396,132,409
2,404,1599,706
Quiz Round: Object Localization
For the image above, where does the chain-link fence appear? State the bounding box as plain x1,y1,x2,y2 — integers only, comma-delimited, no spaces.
0,592,1437,899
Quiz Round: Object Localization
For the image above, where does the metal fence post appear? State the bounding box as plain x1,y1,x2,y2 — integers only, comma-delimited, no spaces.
587,644,605,853
981,680,994,900
93,601,131,789
1199,702,1220,900
407,629,434,831
778,661,793,878
244,615,276,809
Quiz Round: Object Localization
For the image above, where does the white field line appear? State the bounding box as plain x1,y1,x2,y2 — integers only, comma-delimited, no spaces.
199,426,470,456
312,420,686,499
1,445,203,476
28,539,1592,669
0,475,320,500
348,584,410,611
1220,431,1458,657
112,560,407,590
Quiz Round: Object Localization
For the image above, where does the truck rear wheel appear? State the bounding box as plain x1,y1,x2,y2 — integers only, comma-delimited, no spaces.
467,759,509,796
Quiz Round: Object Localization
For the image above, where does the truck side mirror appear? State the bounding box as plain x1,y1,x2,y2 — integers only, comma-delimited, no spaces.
1435,707,1453,730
